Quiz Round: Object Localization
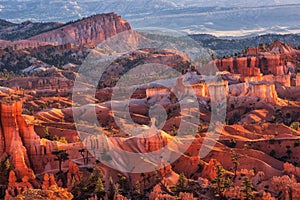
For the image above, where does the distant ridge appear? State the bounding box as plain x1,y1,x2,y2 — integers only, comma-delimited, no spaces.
0,20,63,41
0,19,16,29
190,33,300,57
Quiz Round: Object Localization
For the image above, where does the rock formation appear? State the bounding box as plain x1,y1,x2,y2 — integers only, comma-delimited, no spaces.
14,185,73,200
42,173,57,190
0,102,35,179
208,81,229,102
5,171,33,199
0,101,64,199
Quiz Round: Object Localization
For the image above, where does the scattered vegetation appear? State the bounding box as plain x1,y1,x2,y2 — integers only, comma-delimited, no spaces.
212,164,232,199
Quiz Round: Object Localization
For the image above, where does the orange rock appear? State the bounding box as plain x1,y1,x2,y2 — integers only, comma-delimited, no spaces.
8,171,16,187
201,159,219,181
42,174,50,190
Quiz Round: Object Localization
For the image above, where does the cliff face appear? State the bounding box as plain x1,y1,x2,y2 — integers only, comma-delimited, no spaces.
229,82,249,96
29,13,131,47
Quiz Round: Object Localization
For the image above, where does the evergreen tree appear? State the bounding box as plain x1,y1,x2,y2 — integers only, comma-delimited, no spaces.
212,164,232,199
133,181,142,199
94,170,105,198
108,177,115,200
231,151,240,181
95,177,105,197
176,173,188,193
51,149,69,173
117,174,130,196
241,177,255,200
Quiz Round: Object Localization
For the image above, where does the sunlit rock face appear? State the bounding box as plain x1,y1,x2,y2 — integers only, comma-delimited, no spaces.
29,13,131,47
296,74,300,86
146,87,170,98
261,74,291,87
248,83,278,104
215,56,286,78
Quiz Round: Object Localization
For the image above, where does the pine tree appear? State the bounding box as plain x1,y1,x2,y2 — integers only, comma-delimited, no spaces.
133,181,142,199
108,177,115,200
51,149,69,173
241,177,255,200
176,173,188,193
212,164,232,198
95,176,105,198
231,151,240,181
117,174,130,196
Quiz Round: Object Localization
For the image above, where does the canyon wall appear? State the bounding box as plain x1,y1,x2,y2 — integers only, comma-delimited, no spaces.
247,47,259,55
229,82,249,96
244,75,263,83
244,74,291,87
189,84,209,97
